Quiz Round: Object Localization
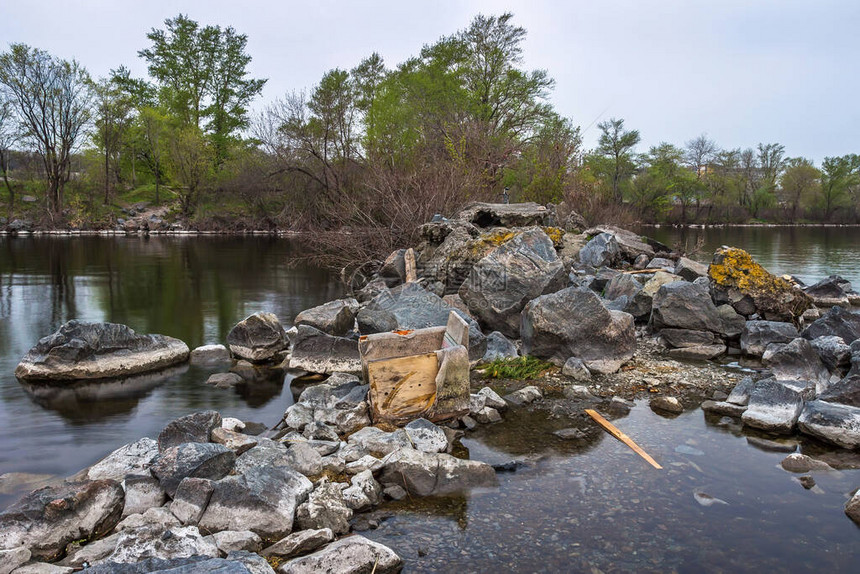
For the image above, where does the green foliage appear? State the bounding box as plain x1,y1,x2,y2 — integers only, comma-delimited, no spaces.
139,14,266,165
596,117,640,202
481,356,555,380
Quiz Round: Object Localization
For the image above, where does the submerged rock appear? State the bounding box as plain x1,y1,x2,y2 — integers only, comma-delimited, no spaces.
15,321,189,381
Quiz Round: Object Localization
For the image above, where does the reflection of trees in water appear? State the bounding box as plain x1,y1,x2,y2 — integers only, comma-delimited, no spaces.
0,237,344,353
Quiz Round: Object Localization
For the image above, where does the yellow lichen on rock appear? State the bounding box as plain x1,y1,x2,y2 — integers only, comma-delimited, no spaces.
708,246,811,321
542,226,565,247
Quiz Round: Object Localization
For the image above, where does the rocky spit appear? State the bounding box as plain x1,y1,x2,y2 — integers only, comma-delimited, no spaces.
3,202,860,573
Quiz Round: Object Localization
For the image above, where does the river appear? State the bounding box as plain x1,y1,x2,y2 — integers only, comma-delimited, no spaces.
0,229,858,571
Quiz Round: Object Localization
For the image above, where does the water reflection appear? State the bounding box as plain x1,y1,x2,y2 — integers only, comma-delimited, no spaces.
19,364,189,424
0,236,343,482
642,226,860,287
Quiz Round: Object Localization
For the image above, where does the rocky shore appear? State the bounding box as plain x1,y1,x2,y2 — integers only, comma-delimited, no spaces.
3,201,860,573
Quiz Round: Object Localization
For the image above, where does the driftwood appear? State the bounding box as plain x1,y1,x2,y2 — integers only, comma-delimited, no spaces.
585,409,663,469
623,268,662,275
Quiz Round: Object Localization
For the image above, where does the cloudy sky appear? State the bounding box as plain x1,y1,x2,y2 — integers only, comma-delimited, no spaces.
2,0,857,162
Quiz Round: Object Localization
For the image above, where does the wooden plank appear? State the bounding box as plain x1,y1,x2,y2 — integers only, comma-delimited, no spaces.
443,310,469,349
404,248,417,283
367,353,438,420
585,409,663,469
359,327,445,363
623,268,662,275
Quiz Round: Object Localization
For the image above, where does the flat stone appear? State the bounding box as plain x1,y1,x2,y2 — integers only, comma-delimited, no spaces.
211,530,263,555
701,400,747,417
83,437,160,481
260,528,333,560
797,400,860,449
503,385,543,406
15,321,189,381
780,453,834,473
667,344,726,361
190,344,232,365
206,372,244,388
277,535,403,574
211,428,258,455
288,325,361,375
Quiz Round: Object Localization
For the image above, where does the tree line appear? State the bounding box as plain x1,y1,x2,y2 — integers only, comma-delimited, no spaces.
1,13,858,254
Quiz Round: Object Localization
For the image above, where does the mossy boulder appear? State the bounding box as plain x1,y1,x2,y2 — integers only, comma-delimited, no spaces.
708,247,811,322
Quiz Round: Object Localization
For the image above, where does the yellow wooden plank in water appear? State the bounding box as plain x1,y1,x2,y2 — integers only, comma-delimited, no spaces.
585,409,663,469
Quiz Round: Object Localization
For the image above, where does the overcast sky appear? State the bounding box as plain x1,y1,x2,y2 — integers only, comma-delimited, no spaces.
2,0,857,162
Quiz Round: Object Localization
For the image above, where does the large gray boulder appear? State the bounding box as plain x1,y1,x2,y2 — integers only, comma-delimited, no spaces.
157,411,222,452
278,535,403,574
122,475,166,518
741,379,805,433
740,321,799,357
294,299,358,337
150,443,236,497
197,466,313,541
674,257,708,281
579,232,620,268
289,325,361,374
797,400,860,448
367,283,486,360
763,338,832,394
0,479,124,560
379,449,497,496
15,321,189,381
459,228,566,338
522,287,635,374
226,312,288,363
650,281,723,333
802,305,860,345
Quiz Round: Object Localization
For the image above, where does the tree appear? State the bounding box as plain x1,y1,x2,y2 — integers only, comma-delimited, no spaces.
0,44,91,218
819,155,860,220
167,126,211,216
135,107,169,205
684,134,718,178
91,72,134,203
0,97,16,215
139,14,266,165
596,117,640,202
779,158,819,221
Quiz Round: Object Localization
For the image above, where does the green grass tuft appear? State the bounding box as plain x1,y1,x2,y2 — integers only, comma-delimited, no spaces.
481,356,555,380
